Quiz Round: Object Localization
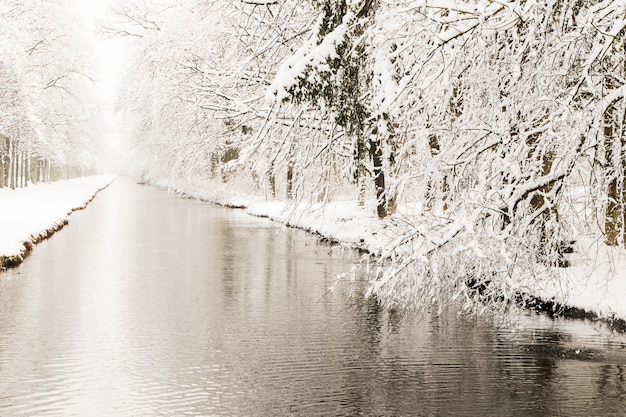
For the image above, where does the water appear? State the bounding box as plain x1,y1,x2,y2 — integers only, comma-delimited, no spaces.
0,177,625,416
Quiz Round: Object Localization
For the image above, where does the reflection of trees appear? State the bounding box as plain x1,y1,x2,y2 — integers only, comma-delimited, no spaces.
263,226,277,305
495,330,559,412
326,281,626,416
336,293,440,416
218,219,238,304
595,364,626,413
421,312,513,414
387,308,402,335
494,327,626,416
362,295,383,350
341,294,383,411
213,213,289,308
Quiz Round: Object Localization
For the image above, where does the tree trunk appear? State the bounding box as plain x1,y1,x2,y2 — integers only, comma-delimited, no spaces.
369,138,388,218
21,152,27,187
10,141,16,190
27,156,34,185
286,162,293,199
605,105,622,246
357,162,367,207
45,159,51,182
268,171,276,199
622,131,626,246
426,133,448,211
528,150,557,247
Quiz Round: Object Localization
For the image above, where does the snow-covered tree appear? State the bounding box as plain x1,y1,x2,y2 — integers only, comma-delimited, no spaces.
113,0,314,194
112,0,626,315
357,0,626,314
0,0,103,187
267,0,400,218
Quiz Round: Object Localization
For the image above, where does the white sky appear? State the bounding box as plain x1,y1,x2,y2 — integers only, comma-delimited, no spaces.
73,0,128,103
73,0,129,150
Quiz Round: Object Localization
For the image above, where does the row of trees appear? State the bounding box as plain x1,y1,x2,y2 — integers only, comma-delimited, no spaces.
110,1,315,189
0,1,103,189
115,0,626,313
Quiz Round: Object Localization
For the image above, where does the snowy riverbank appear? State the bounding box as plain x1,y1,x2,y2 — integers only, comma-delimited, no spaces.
4,174,623,328
0,175,115,269
252,202,626,329
162,179,626,329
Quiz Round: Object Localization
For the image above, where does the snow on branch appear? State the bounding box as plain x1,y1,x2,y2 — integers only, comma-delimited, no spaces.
241,0,279,4
265,10,355,103
425,0,530,45
597,83,626,116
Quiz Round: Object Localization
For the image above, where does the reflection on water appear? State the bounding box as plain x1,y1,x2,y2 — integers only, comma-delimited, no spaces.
0,177,625,416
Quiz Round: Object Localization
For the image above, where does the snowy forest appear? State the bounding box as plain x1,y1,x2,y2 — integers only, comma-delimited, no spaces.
0,0,105,187
3,0,626,315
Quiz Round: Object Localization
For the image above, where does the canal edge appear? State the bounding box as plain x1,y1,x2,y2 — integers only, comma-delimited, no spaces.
146,182,626,333
0,177,115,271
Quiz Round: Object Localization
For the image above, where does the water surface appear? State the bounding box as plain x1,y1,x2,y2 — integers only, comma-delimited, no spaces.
0,177,625,416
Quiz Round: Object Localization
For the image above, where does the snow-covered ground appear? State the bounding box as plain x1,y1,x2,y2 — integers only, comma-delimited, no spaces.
0,175,115,266
548,237,626,322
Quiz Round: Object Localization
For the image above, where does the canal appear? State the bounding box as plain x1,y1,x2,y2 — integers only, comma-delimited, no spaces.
0,177,625,416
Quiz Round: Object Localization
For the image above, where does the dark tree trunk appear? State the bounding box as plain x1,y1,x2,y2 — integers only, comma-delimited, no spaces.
286,161,293,199
604,105,622,246
369,138,387,218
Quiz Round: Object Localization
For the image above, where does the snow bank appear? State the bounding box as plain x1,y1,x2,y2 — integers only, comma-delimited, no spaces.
246,199,398,254
0,175,115,268
538,237,626,323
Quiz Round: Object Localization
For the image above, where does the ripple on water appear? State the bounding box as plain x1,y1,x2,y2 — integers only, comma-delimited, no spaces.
1,180,626,416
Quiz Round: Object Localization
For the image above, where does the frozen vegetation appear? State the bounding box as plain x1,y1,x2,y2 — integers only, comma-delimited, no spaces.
0,176,114,268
